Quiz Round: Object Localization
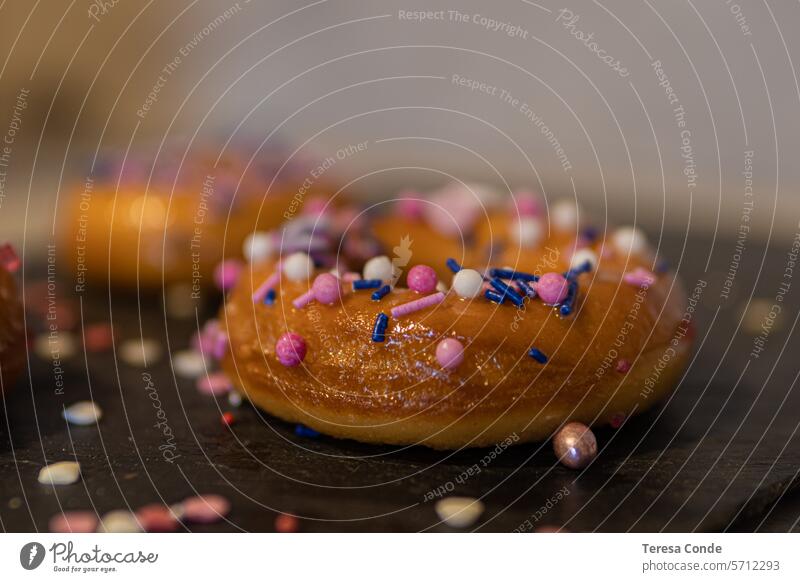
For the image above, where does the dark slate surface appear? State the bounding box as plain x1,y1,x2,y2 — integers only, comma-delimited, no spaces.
2,233,799,532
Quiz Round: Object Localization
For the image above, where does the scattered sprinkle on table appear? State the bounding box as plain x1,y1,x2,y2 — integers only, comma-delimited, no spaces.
38,461,81,485
295,424,320,438
221,412,235,426
49,511,98,533
97,510,141,533
435,497,485,528
63,401,102,426
197,372,233,396
228,392,243,407
173,350,207,378
84,323,114,352
181,494,230,524
135,504,179,532
119,338,162,366
275,513,299,533
35,331,76,361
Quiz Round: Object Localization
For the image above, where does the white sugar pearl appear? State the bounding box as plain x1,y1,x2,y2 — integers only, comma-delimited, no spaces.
282,252,314,282
570,249,598,271
435,497,485,528
172,350,206,378
120,339,162,366
63,401,102,426
97,510,141,533
452,269,484,298
35,332,77,361
243,231,274,264
362,255,394,282
38,461,81,485
612,226,649,256
512,217,544,248
551,200,580,231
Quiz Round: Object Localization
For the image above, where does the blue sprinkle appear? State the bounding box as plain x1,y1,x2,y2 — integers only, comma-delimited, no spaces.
354,279,382,290
372,313,389,342
517,280,537,298
565,261,592,280
656,258,670,273
528,348,548,364
489,278,525,307
559,281,578,316
264,289,277,305
581,226,599,242
371,285,391,301
485,289,506,304
294,424,320,438
489,268,539,282
446,258,462,273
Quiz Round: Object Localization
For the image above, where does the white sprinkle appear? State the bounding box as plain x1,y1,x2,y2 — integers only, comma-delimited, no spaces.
551,200,580,231
452,269,484,298
120,339,162,366
228,392,243,407
63,401,102,426
570,248,598,271
512,217,544,248
362,255,394,282
97,510,142,533
612,226,649,256
38,461,81,485
243,231,275,263
436,281,449,293
282,252,314,282
165,284,196,319
35,332,76,361
172,350,207,378
435,496,485,528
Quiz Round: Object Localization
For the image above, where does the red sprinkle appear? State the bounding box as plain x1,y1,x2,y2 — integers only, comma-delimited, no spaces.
135,504,179,532
0,243,20,273
221,412,235,426
48,511,98,533
615,359,631,373
181,494,230,524
84,323,114,352
610,413,626,429
275,513,299,533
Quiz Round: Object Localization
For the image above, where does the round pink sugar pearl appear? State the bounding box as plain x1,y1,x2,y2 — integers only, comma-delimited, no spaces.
213,259,243,292
49,511,98,533
276,332,307,367
536,272,569,304
397,196,424,220
436,338,464,370
407,265,438,293
181,494,230,524
312,273,341,305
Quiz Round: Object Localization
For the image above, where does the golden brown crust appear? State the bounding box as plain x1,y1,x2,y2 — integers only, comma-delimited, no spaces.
0,268,25,395
220,242,691,448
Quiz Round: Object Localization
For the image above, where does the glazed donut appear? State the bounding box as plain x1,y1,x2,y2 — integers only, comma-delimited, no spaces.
0,249,25,395
218,205,691,449
62,146,335,288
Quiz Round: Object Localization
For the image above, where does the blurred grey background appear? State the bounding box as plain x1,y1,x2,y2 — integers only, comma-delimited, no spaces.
0,0,798,253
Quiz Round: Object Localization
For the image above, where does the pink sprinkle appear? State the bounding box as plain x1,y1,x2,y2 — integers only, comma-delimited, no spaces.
624,267,656,288
0,243,20,273
616,359,631,373
513,190,541,216
49,511,98,533
536,272,569,304
136,504,179,532
197,372,233,396
391,291,445,318
213,259,243,292
407,265,438,294
275,513,299,533
292,289,315,309
303,195,327,216
212,331,229,360
342,272,361,283
276,332,307,367
436,338,464,370
397,195,424,220
181,494,230,524
252,270,281,303
312,273,341,305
